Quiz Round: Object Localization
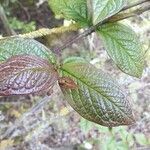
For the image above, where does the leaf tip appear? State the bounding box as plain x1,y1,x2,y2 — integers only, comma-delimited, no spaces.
122,110,136,126
135,72,143,79
125,116,136,126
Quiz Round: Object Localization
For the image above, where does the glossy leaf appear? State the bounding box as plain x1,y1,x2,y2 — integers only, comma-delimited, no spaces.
97,23,144,78
49,0,90,27
0,55,58,96
60,58,135,127
91,0,126,24
0,37,55,63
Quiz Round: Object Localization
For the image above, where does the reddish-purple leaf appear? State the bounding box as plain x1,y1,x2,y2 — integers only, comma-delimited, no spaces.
0,55,58,96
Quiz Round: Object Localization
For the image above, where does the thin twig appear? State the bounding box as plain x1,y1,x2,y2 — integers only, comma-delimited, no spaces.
0,4,16,36
0,0,149,54
0,23,80,40
122,0,150,11
17,1,30,21
133,4,150,15
109,4,150,22
19,23,80,38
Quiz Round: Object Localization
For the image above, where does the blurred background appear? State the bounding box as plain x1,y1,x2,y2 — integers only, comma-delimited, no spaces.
0,0,150,149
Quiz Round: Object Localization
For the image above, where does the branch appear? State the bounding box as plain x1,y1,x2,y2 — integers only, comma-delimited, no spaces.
19,23,80,38
122,0,150,11
109,4,150,22
0,23,80,40
0,0,149,52
54,1,150,54
0,4,15,36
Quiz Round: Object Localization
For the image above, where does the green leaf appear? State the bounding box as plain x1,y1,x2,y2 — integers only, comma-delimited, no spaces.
135,133,150,146
63,56,86,64
97,23,144,78
60,58,135,127
91,0,126,24
49,0,90,27
0,37,55,63
79,118,94,134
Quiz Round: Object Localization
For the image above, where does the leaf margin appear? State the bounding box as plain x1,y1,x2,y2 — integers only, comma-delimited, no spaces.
59,57,135,127
97,22,145,78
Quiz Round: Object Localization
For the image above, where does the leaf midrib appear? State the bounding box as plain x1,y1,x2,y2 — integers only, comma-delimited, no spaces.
0,67,53,82
61,67,133,120
99,31,143,76
95,0,123,23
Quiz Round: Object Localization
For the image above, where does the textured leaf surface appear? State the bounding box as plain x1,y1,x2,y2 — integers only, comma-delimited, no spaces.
49,0,89,26
0,55,58,96
97,23,144,78
0,37,55,63
91,0,126,24
60,58,135,127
